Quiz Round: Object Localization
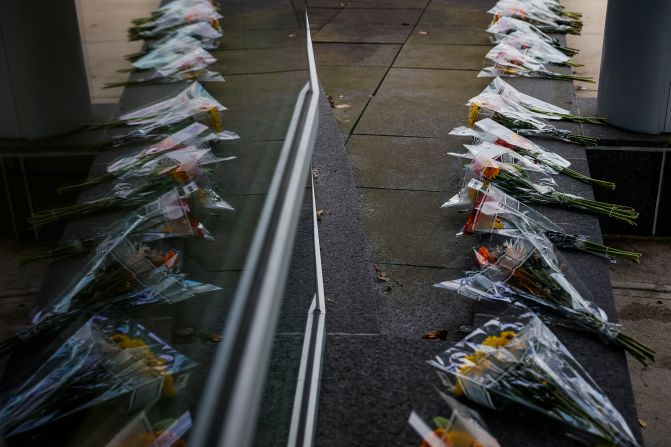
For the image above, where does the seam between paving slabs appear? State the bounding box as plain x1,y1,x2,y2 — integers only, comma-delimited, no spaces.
345,0,435,143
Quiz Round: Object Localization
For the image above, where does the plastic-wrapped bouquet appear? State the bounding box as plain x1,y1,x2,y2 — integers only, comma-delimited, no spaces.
443,146,639,225
435,232,653,364
479,43,593,83
429,313,641,446
452,117,612,188
108,47,223,87
494,32,578,67
466,90,598,145
486,16,579,56
19,187,215,265
479,78,605,124
488,0,583,35
0,311,196,437
409,391,501,447
460,180,641,262
29,142,233,226
88,83,236,147
128,0,222,41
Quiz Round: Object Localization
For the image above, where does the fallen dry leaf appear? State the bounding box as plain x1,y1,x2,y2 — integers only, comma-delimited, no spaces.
209,333,223,343
288,33,296,38
327,95,335,108
422,330,449,340
639,418,648,428
373,264,390,282
418,31,429,35
316,209,325,222
335,104,351,109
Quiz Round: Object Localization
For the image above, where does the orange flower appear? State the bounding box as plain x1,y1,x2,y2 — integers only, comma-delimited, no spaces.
482,166,500,179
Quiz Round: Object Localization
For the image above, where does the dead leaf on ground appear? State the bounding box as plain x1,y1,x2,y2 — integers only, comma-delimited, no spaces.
327,95,335,108
316,209,325,222
288,33,296,38
639,418,648,428
418,31,429,35
422,330,449,340
209,333,223,343
335,104,351,109
373,264,390,282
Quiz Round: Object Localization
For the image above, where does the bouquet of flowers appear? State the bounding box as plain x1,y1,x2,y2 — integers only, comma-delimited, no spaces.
126,35,204,72
452,118,613,188
409,391,501,447
479,78,605,124
495,32,578,67
460,179,641,262
466,91,598,145
128,1,222,41
19,187,215,265
0,311,196,437
435,232,653,364
428,313,641,446
30,143,232,226
29,228,221,331
443,148,639,225
488,0,583,35
88,83,235,147
479,43,593,83
59,122,232,194
486,16,579,56
106,47,223,88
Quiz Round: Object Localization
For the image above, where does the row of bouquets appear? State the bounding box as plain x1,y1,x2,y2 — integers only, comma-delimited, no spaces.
410,1,650,446
0,0,236,444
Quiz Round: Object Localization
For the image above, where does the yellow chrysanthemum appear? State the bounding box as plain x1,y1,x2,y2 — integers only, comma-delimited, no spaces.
208,106,222,132
467,104,480,128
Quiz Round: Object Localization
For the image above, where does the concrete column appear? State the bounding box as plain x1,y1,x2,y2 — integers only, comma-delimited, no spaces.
0,0,91,139
596,0,671,134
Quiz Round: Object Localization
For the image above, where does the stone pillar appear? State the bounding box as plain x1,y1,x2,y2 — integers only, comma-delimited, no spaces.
596,0,671,134
0,0,90,139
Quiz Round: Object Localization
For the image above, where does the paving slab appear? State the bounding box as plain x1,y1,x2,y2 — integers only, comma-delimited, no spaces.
313,8,422,43
347,134,460,191
354,68,490,137
394,44,486,70
419,0,495,27
374,264,475,338
359,188,475,267
317,66,387,133
407,24,492,45
314,43,400,67
212,47,307,75
306,7,342,31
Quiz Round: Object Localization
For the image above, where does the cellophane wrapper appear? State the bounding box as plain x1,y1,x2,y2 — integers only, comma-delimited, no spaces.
435,228,621,343
486,16,561,47
0,311,196,436
132,35,203,70
488,0,576,32
408,391,501,447
495,32,571,65
150,21,222,49
428,313,640,447
118,82,227,139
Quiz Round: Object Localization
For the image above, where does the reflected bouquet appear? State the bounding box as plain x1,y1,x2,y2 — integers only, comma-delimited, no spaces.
409,391,501,447
108,47,223,87
429,313,641,446
452,117,612,188
19,188,215,265
479,43,593,83
88,83,235,147
466,90,598,145
0,312,196,437
435,232,653,363
128,1,222,41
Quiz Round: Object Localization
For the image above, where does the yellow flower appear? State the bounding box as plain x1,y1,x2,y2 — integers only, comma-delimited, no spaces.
208,106,222,132
467,104,480,128
493,217,504,229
